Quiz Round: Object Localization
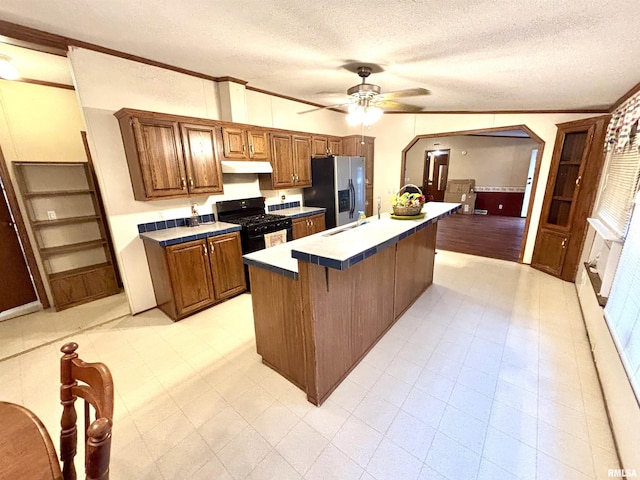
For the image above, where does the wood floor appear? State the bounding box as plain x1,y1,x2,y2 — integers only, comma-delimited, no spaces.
436,213,526,262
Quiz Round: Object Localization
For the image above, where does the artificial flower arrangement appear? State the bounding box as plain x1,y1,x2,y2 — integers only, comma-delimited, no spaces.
391,185,426,216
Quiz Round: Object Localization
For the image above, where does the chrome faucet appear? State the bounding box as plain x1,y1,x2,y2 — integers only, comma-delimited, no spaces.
377,196,381,219
189,203,200,227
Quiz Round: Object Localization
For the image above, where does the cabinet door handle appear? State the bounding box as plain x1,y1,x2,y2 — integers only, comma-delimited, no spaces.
242,144,246,153
250,143,254,156
203,244,208,256
561,238,567,248
189,178,194,188
295,174,299,182
181,177,186,189
210,242,215,252
575,176,582,186
291,174,295,182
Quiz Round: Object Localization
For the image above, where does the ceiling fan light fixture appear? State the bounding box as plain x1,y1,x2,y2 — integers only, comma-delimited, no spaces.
346,103,383,126
0,54,19,81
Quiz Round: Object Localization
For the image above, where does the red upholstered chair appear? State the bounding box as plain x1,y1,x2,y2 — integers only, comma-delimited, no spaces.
59,342,114,480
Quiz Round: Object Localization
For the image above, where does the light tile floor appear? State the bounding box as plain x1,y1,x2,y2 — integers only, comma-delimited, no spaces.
0,251,620,479
0,292,130,360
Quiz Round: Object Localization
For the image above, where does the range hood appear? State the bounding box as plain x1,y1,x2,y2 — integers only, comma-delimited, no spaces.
221,160,273,174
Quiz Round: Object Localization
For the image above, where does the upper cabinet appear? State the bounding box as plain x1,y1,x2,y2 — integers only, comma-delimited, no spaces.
115,109,223,201
260,133,312,189
180,123,224,195
218,126,270,161
531,115,609,281
312,136,343,157
116,107,373,198
311,136,328,157
292,135,312,186
329,137,343,156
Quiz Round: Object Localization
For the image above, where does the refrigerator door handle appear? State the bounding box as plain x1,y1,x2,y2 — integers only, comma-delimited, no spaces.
349,179,355,218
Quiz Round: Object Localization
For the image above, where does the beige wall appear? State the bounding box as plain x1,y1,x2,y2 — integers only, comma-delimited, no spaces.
69,47,350,314
363,112,594,262
0,81,86,163
0,79,87,305
3,46,599,314
405,135,539,188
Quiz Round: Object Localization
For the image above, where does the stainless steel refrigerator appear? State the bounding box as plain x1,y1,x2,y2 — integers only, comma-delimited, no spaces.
303,156,366,229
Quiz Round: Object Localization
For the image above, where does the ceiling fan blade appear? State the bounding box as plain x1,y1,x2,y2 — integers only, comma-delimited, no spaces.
375,100,424,112
377,87,431,101
297,102,350,114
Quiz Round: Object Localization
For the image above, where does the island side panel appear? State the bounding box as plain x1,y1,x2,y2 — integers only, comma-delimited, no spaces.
299,245,396,405
248,266,307,390
394,223,437,318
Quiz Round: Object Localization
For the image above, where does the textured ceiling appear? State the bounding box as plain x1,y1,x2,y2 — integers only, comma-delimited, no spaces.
0,0,639,112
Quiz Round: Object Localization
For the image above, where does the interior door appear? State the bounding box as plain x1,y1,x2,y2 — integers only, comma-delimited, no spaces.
521,149,537,217
424,150,449,201
0,182,38,312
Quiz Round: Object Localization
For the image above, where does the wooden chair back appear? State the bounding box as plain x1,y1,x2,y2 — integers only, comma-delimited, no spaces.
59,342,114,480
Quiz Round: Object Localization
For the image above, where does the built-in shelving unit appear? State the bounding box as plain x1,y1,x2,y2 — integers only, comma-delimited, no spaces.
531,116,609,281
13,162,120,311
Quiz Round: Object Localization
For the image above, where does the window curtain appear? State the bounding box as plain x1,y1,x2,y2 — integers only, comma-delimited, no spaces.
597,93,640,237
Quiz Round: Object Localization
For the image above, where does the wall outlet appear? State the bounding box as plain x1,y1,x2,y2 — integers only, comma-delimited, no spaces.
47,210,57,220
498,204,503,210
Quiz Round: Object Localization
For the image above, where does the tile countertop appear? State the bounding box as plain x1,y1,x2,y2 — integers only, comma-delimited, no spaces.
274,206,326,218
139,221,241,247
243,202,460,279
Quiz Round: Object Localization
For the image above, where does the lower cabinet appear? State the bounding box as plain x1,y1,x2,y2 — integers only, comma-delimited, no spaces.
142,232,246,320
292,213,326,240
531,229,570,277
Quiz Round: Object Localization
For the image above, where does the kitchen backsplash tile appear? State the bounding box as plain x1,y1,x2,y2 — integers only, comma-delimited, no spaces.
268,201,300,212
137,214,216,233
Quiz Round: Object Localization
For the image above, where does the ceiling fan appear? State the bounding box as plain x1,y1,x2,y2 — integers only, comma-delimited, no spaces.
299,65,431,125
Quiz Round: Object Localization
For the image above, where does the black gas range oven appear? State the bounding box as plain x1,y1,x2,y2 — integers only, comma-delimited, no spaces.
217,197,292,287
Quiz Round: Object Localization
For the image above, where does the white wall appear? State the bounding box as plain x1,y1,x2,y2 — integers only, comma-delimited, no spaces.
405,135,538,188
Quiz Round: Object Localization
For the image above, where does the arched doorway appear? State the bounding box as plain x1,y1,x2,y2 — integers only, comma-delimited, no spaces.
401,125,545,262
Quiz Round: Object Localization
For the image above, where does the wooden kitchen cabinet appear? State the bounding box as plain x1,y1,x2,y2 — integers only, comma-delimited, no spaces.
292,213,326,239
260,133,312,189
343,135,375,216
292,135,312,187
531,115,609,281
181,123,224,195
329,137,342,156
142,231,245,320
312,136,329,157
166,239,216,318
312,136,343,157
115,109,224,200
218,126,270,161
207,232,247,300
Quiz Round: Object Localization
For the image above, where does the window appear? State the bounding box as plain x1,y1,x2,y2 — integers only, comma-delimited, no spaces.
595,130,640,238
604,199,640,404
597,94,640,238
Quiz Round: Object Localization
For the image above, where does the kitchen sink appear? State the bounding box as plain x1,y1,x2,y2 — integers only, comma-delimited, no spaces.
322,224,359,237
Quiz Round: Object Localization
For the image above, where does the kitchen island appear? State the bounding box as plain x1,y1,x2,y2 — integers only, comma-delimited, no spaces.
244,202,460,405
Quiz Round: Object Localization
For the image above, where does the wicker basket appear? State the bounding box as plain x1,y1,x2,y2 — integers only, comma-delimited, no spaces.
392,184,425,216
